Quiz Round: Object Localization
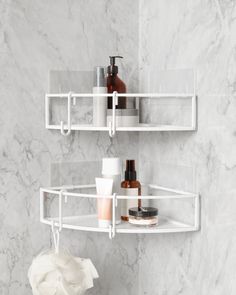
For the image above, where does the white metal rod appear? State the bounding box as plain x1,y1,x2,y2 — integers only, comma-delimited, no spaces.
45,95,50,127
41,217,195,234
41,190,195,200
116,227,196,234
112,91,118,137
41,187,197,200
40,189,45,222
43,219,110,233
60,92,72,136
41,188,60,195
62,192,113,199
58,191,63,231
191,95,197,130
41,213,199,234
46,93,195,98
193,69,197,96
46,124,194,131
194,195,200,230
40,188,61,195
44,184,96,190
117,194,195,200
148,184,197,197
112,194,116,238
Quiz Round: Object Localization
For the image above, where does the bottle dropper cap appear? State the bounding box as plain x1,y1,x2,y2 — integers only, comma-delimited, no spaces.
125,160,137,181
94,66,105,87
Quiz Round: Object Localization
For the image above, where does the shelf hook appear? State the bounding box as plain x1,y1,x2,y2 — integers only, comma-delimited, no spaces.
109,225,113,240
112,193,116,238
51,221,60,254
50,189,64,253
60,91,73,136
58,190,64,232
109,91,118,138
108,121,114,138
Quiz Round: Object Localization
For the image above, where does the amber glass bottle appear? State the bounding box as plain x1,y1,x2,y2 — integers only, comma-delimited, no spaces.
107,56,126,109
121,160,141,221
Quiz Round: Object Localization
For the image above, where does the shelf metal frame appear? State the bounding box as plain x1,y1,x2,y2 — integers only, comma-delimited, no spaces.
40,184,200,239
45,92,197,137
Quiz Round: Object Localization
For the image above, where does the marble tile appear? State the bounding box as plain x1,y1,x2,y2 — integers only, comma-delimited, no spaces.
0,0,139,294
140,0,236,96
1,0,236,294
139,1,236,293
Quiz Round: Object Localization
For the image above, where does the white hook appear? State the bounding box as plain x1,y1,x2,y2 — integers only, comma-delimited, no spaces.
58,190,64,232
50,189,64,253
112,193,116,238
109,91,118,138
62,188,68,203
60,91,73,136
60,121,70,136
108,121,115,138
51,221,60,254
108,193,117,239
109,225,113,240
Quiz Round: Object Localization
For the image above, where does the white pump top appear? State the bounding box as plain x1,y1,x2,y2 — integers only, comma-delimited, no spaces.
102,157,121,176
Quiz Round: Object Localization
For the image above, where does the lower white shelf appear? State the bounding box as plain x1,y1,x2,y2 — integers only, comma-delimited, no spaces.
42,214,198,234
40,184,200,239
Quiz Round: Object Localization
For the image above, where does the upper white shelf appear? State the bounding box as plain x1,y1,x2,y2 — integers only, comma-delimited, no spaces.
45,92,197,137
40,184,200,239
46,124,194,132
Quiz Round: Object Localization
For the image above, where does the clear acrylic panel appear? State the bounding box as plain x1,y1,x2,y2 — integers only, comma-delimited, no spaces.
49,70,94,126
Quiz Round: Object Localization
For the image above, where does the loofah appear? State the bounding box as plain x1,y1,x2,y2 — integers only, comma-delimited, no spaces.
28,250,99,295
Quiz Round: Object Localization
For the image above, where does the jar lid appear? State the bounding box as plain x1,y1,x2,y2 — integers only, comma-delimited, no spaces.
129,207,158,218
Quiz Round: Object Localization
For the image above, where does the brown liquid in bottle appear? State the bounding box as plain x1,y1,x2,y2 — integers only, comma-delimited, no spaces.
107,56,127,109
121,160,141,221
107,74,126,109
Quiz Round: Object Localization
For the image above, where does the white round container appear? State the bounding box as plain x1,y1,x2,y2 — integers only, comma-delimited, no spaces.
93,87,107,127
93,66,107,127
107,109,139,127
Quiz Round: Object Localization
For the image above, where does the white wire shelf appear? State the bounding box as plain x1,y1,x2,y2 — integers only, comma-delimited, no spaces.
45,92,197,137
44,215,197,234
46,124,195,132
40,184,200,239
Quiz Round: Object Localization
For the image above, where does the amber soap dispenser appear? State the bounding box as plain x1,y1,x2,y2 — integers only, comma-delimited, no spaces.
107,56,126,109
121,160,141,221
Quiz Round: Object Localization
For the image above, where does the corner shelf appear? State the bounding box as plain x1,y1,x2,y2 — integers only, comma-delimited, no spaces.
40,184,200,239
45,92,197,137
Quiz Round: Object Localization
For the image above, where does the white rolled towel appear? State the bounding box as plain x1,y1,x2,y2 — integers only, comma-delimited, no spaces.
28,250,99,295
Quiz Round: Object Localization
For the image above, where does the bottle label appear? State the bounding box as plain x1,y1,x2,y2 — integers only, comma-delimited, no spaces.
121,188,139,218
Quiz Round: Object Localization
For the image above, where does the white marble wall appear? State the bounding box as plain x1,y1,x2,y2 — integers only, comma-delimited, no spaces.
0,1,139,294
139,0,236,294
1,0,236,294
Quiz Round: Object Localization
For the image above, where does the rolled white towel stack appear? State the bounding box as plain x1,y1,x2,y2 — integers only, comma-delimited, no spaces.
28,250,99,295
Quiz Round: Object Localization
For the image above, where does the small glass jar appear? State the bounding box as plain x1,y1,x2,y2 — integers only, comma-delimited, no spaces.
128,207,158,226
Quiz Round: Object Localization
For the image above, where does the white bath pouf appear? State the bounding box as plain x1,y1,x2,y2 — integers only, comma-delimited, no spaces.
28,250,99,295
